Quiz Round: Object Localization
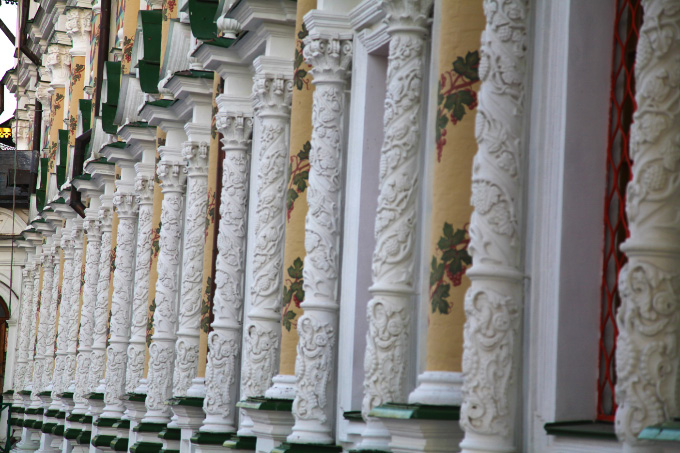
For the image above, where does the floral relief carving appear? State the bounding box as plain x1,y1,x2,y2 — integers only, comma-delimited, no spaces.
615,0,680,446
460,0,528,445
15,266,34,391
42,251,61,390
25,264,41,391
52,234,75,397
32,252,54,396
65,225,84,393
362,0,433,421
127,175,154,393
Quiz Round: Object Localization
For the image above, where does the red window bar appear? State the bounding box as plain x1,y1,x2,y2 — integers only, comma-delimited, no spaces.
598,0,642,422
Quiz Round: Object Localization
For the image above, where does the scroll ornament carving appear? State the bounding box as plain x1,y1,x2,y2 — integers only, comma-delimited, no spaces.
242,325,278,398
14,267,33,391
45,44,71,86
202,113,251,427
292,317,335,423
460,0,529,443
173,142,209,396
90,207,113,392
65,226,84,392
52,235,75,397
104,193,138,409
65,8,92,54
127,176,154,393
362,0,433,419
74,218,101,404
32,253,54,395
615,0,680,445
145,160,185,417
25,264,41,391
42,251,61,390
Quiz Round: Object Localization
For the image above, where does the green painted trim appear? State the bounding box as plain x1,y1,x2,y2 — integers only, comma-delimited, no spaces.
237,397,293,412
343,411,362,422
61,392,75,398
19,419,30,428
32,421,43,430
92,434,117,447
110,436,129,451
138,60,160,94
64,428,83,440
3,390,14,395
140,10,162,63
41,422,57,434
271,442,342,453
52,424,65,436
95,417,122,427
107,141,127,148
369,403,460,421
44,409,60,417
168,396,204,407
158,427,181,440
146,99,175,108
112,420,131,429
66,413,83,422
638,419,680,442
25,408,44,415
18,390,32,396
55,411,66,420
105,61,122,106
13,406,25,413
223,435,256,450
544,420,616,441
80,99,92,131
102,102,118,134
159,449,179,453
124,393,147,403
133,422,166,433
76,430,92,445
130,441,163,453
188,0,219,40
38,391,51,397
85,392,105,400
189,431,233,445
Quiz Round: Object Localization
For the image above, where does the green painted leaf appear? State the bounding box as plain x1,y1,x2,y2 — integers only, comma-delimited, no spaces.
431,284,451,314
288,257,304,279
452,51,480,81
283,310,297,332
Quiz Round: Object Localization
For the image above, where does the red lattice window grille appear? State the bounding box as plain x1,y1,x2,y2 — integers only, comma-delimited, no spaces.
598,0,642,422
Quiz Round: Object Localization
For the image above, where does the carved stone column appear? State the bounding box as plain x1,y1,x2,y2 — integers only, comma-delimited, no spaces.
173,142,210,397
102,192,138,418
615,1,680,450
50,229,75,404
41,233,62,395
31,247,54,399
239,63,293,436
14,265,34,395
287,29,352,445
25,259,42,395
200,112,252,433
126,175,154,395
357,0,434,449
64,221,84,395
143,159,186,424
72,215,102,414
459,1,529,452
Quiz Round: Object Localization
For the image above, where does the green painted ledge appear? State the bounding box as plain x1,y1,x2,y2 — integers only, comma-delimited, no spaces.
124,392,147,403
61,392,75,399
25,407,44,415
223,435,256,450
76,430,92,445
639,419,680,442
158,427,181,441
44,409,60,417
343,411,362,422
159,449,179,453
85,392,105,400
55,411,66,420
110,436,129,451
133,422,166,433
63,428,83,440
237,397,293,412
52,424,65,436
95,417,122,428
369,403,460,421
112,419,131,429
271,442,342,453
130,440,163,453
41,422,57,434
18,390,32,396
38,391,51,397
190,431,232,445
544,420,616,440
92,434,117,447
168,396,204,407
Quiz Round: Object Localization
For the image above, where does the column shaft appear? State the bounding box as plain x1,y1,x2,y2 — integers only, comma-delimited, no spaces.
64,223,84,394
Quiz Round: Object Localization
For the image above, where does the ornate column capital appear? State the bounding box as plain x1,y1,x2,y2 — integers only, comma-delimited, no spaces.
182,141,210,176
98,205,114,232
65,7,92,56
45,44,72,88
135,175,155,205
303,37,352,84
84,217,102,238
379,0,433,33
157,161,187,194
113,192,139,218
216,112,253,150
60,234,74,258
252,74,294,118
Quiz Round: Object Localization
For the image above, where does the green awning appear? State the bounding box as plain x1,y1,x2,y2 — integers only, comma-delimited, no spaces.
105,61,122,106
139,10,162,94
38,157,48,191
102,104,118,135
57,129,69,187
189,0,219,41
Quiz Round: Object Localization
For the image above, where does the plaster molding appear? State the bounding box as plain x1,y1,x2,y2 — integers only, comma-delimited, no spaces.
64,221,84,394
65,7,92,57
45,44,71,88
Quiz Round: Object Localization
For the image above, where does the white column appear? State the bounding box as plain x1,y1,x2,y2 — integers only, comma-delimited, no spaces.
459,1,529,452
173,141,210,397
239,60,293,436
31,245,54,400
126,174,154,395
41,233,61,397
14,265,34,394
360,0,433,448
287,25,352,445
73,213,102,414
615,1,680,451
25,259,42,395
64,220,84,396
50,226,75,405
102,190,138,418
89,203,113,396
143,157,186,423
201,111,252,433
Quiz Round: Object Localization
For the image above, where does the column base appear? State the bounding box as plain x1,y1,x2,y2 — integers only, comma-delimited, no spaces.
223,435,256,451
190,431,234,453
158,426,181,453
238,397,294,453
169,396,204,453
130,422,166,453
371,403,462,453
91,417,126,452
264,375,296,400
15,426,41,451
458,431,516,453
354,416,390,451
408,371,462,406
123,392,147,448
